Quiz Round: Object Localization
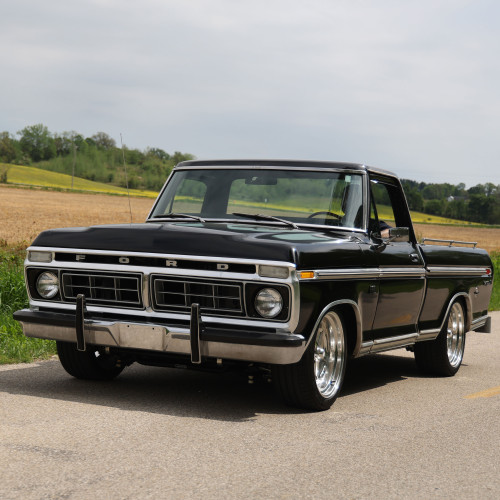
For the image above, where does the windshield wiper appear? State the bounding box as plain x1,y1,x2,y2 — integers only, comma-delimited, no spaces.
152,212,206,223
232,212,298,229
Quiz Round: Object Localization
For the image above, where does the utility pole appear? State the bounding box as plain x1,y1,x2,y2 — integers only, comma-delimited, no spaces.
72,143,76,189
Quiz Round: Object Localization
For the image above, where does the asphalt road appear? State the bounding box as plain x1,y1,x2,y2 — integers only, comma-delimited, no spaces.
1,313,499,500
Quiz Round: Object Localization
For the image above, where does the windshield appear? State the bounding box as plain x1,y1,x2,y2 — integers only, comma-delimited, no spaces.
149,168,365,229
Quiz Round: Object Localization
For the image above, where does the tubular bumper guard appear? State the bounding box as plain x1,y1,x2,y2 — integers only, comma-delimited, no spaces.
13,305,306,365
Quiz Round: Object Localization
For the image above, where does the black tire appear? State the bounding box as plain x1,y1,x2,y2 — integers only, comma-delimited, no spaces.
272,310,347,411
414,301,466,376
56,341,125,380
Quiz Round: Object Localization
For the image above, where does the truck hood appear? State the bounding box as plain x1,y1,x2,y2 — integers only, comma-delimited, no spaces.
31,222,365,269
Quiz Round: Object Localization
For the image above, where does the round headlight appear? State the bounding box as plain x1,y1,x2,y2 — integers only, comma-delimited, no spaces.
255,288,283,318
36,272,59,299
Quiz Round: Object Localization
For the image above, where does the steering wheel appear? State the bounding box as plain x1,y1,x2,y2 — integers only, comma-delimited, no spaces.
307,211,341,221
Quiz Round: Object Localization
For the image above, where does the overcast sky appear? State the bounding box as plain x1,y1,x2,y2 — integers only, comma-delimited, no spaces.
1,0,499,186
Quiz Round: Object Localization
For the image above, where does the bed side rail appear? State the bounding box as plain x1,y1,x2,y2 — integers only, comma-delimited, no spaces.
421,238,478,248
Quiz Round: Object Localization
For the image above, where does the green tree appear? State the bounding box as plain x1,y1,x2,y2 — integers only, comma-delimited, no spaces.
171,151,194,164
53,131,83,157
147,147,170,160
18,124,56,162
468,194,499,224
424,199,444,215
0,132,20,163
406,188,424,212
91,132,116,150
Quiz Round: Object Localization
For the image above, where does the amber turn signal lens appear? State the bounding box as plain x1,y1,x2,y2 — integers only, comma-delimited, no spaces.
298,271,315,280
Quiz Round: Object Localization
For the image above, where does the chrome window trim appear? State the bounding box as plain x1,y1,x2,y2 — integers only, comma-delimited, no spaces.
145,219,368,233
147,167,369,232
173,166,367,174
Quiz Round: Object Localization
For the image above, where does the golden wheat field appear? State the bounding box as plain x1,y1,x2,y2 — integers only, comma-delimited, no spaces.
0,186,154,245
1,186,499,252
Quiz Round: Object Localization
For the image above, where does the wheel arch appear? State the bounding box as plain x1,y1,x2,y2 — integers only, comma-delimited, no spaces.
303,299,362,358
442,292,472,333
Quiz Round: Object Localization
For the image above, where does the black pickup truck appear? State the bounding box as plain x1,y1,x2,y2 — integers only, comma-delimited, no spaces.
14,160,494,410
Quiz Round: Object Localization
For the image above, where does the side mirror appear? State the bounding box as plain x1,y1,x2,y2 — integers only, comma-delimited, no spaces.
387,227,410,242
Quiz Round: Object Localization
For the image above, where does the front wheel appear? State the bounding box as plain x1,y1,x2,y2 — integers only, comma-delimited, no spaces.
272,310,347,411
414,301,466,376
56,341,125,380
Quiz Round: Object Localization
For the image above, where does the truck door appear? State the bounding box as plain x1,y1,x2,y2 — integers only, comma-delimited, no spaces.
368,175,426,343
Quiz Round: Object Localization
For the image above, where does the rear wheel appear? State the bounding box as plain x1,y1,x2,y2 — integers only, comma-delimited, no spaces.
272,310,347,411
414,301,466,376
56,341,125,380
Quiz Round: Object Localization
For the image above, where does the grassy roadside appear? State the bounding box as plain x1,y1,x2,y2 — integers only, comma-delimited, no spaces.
1,244,499,364
0,242,56,363
489,252,500,311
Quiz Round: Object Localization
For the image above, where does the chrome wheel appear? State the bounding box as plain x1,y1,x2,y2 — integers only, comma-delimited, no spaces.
414,299,467,376
314,311,346,399
447,302,465,368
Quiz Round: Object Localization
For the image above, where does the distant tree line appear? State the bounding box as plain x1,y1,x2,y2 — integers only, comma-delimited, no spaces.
0,124,498,224
401,179,500,225
0,124,194,191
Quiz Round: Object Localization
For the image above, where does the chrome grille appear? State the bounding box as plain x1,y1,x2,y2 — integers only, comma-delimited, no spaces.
152,276,243,315
61,271,142,308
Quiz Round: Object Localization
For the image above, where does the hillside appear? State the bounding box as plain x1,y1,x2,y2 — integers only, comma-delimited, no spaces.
0,164,157,198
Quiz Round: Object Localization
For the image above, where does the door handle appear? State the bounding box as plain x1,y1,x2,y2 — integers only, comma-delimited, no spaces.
410,253,420,263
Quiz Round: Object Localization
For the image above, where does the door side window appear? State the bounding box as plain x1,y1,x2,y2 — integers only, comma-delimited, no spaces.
370,178,412,239
370,181,396,237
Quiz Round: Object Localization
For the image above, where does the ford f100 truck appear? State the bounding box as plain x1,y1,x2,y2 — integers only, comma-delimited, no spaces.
14,160,494,410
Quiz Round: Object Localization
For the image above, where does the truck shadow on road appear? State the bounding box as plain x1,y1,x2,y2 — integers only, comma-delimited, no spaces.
1,351,424,421
342,351,428,396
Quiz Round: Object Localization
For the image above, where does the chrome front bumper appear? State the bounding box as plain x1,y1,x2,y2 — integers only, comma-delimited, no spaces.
13,309,306,365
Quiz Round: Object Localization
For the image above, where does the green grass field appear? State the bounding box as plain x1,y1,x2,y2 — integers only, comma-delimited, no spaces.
1,164,158,198
490,252,500,311
0,242,56,363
